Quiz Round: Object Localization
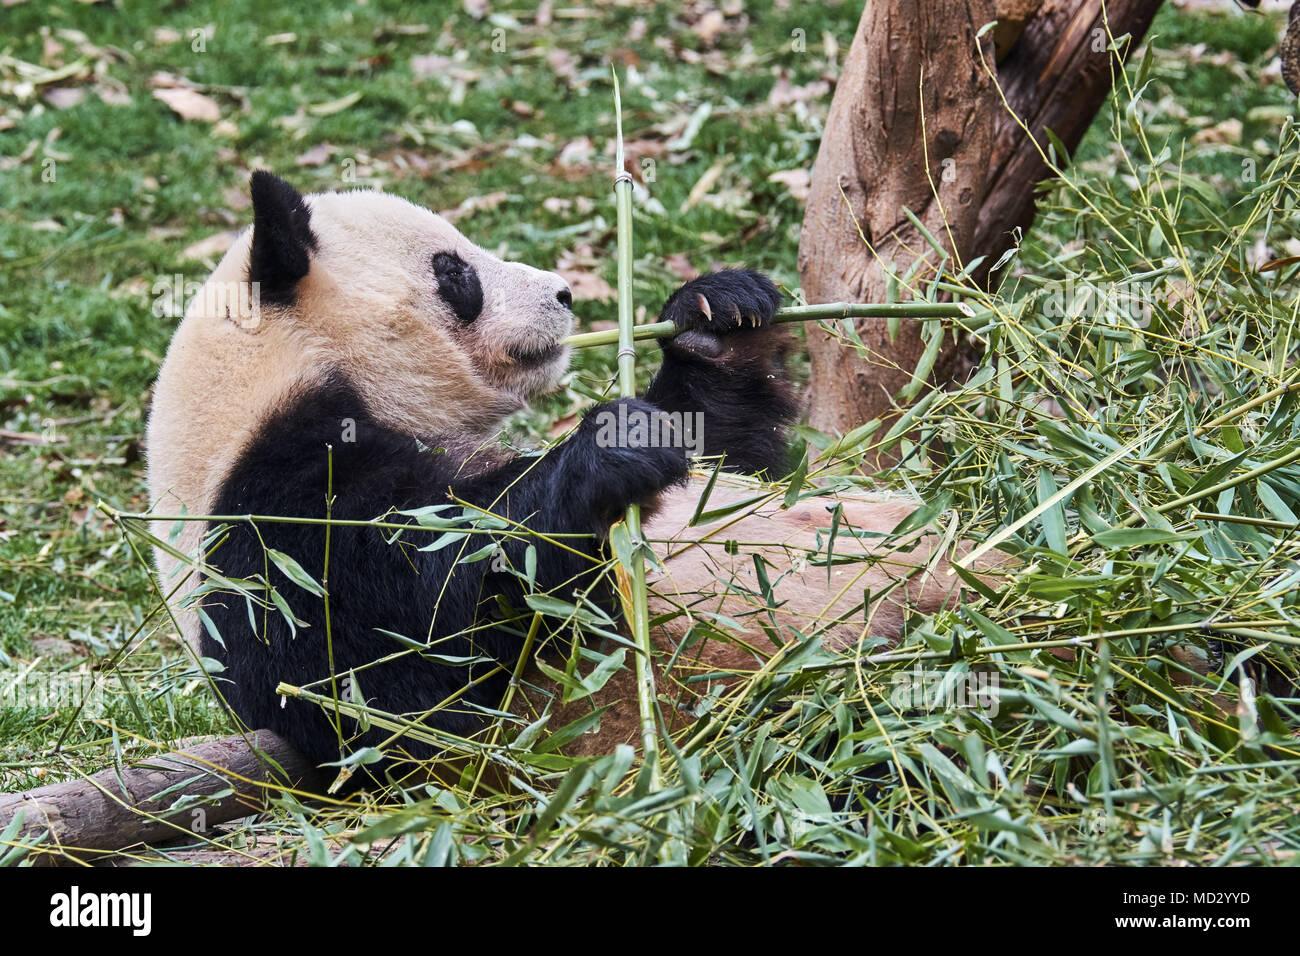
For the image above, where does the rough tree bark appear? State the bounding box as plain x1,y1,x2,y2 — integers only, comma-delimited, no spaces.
797,0,998,446
974,0,1167,281
799,0,1166,457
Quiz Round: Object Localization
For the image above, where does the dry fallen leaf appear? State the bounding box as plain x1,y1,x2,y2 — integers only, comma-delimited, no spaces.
182,231,240,261
768,168,811,203
308,91,362,116
557,137,594,167
693,9,726,45
112,276,153,300
440,190,509,223
556,269,615,302
541,196,596,216
222,186,252,211
664,253,698,282
1257,256,1300,273
32,636,82,658
152,87,220,122
1192,118,1243,146
546,48,581,89
412,54,453,77
547,412,579,438
617,137,667,181
682,160,727,213
43,87,85,109
767,74,830,108
296,142,336,167
95,84,132,107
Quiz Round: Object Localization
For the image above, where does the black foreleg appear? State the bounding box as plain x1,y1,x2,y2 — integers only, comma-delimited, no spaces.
644,270,797,476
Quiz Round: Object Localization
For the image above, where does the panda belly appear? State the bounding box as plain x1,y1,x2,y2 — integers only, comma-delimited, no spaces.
515,476,994,757
200,374,528,767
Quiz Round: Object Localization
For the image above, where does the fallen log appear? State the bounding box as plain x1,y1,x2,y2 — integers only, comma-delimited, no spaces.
0,730,323,865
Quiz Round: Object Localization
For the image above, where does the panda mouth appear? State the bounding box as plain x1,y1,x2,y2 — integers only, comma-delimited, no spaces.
508,342,564,366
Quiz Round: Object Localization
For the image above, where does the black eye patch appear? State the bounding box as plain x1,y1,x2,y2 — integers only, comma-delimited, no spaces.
432,252,484,324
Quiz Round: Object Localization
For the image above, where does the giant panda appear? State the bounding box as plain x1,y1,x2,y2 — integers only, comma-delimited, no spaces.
147,172,982,775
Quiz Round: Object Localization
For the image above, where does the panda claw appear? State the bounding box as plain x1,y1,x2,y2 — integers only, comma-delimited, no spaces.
696,294,712,323
660,269,782,336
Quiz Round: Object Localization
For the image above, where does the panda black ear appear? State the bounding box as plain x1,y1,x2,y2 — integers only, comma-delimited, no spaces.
249,171,316,307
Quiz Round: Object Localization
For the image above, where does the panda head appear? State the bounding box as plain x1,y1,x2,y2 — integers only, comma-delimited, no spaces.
239,171,574,432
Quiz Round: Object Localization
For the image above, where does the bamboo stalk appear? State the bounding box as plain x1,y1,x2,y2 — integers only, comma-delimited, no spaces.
1190,512,1300,531
561,301,985,350
97,503,596,546
611,71,661,789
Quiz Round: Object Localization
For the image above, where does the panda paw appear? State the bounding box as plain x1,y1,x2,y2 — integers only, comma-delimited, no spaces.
659,270,782,338
563,398,689,525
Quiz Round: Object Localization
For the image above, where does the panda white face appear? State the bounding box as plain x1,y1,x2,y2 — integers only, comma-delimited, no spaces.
296,189,574,406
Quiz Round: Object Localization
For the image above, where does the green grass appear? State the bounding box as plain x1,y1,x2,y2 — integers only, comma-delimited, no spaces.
3,0,1300,864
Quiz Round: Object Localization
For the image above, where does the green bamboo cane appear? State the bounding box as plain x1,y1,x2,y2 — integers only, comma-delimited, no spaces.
611,71,661,788
562,301,986,350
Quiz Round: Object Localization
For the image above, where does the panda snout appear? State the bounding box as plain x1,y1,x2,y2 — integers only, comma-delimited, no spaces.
506,340,566,366
556,287,573,310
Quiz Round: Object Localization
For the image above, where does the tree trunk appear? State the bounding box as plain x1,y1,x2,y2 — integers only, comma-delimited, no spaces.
798,0,998,451
974,0,1166,282
800,0,1165,459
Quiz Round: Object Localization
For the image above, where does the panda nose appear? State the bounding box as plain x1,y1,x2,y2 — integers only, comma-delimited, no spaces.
556,287,573,310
